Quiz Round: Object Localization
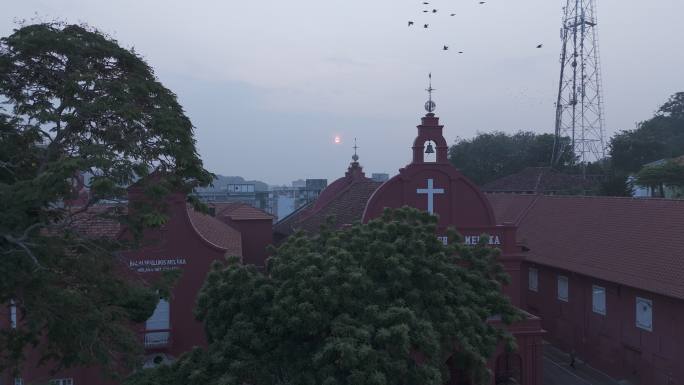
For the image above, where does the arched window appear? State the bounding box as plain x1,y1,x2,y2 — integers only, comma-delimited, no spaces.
145,298,170,348
495,353,522,384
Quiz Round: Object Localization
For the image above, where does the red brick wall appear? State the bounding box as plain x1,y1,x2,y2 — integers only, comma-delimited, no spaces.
222,218,272,267
521,262,684,385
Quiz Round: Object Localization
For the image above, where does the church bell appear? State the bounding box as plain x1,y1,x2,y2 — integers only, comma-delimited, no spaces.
425,142,435,154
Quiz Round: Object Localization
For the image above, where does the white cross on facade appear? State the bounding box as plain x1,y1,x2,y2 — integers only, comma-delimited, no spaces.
417,179,444,214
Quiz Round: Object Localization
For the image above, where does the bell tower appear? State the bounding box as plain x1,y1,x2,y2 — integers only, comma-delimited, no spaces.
412,74,449,164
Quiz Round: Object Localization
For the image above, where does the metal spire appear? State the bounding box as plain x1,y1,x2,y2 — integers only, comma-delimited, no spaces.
352,138,359,162
425,73,436,113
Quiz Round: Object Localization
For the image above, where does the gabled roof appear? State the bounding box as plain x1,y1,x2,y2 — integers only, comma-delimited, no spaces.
67,202,243,255
482,167,599,194
210,202,274,221
273,166,381,238
186,205,242,255
274,179,381,237
487,193,684,300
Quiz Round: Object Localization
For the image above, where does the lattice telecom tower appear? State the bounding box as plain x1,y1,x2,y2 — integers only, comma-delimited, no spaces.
552,0,607,168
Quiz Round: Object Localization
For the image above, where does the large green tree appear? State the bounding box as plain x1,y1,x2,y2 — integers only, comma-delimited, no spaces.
126,208,520,385
0,23,211,375
448,131,575,185
609,92,684,174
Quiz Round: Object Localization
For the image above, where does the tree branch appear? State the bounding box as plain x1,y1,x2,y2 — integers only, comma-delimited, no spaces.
3,233,43,269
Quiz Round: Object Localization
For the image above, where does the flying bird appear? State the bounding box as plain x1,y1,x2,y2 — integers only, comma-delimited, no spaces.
432,9,438,13
458,51,464,54
536,44,543,48
408,21,414,26
423,10,429,12
479,1,486,4
422,1,429,4
443,45,449,50
424,24,429,28
450,13,456,16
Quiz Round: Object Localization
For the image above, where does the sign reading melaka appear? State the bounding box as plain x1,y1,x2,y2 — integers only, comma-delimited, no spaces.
438,234,502,246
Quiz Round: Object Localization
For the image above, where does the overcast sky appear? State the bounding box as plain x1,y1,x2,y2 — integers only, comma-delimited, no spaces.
3,0,684,185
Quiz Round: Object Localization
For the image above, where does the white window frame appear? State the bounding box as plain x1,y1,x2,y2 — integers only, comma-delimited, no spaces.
528,267,538,292
635,297,653,332
592,285,606,315
557,275,569,302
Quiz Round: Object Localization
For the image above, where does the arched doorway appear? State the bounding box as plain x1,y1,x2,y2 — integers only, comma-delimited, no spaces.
495,353,522,385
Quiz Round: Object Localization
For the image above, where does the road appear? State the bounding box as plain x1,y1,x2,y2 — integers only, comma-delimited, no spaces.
543,343,623,385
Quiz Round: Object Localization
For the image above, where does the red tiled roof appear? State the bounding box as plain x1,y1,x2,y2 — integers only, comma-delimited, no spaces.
68,204,125,239
67,203,243,256
186,205,242,255
486,194,539,225
274,179,382,237
211,202,274,221
483,167,599,194
487,193,684,300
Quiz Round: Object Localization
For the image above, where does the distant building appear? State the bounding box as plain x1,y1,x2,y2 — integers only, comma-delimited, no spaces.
371,173,389,182
268,179,328,221
193,183,271,213
291,179,306,188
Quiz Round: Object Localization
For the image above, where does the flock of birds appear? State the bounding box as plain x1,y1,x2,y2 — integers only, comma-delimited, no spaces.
408,1,544,53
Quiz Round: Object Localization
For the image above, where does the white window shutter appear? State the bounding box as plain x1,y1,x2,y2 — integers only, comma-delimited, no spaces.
635,297,653,331
557,275,569,301
528,268,538,292
592,285,606,315
10,299,17,329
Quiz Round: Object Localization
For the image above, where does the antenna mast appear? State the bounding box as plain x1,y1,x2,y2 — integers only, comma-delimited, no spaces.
552,0,606,174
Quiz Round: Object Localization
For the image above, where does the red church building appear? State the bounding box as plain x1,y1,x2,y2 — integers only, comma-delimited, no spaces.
277,103,546,384
275,95,684,384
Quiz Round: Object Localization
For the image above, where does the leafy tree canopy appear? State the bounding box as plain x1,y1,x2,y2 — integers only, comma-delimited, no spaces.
610,92,684,173
448,131,575,186
126,208,519,385
634,161,684,197
0,22,211,374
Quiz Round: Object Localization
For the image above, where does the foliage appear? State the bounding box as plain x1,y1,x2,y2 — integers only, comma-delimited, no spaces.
634,161,684,197
609,92,684,174
0,23,212,374
126,207,520,385
448,131,575,185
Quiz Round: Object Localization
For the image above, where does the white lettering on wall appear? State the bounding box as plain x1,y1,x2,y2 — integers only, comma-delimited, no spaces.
128,258,187,273
463,235,501,246
436,234,502,246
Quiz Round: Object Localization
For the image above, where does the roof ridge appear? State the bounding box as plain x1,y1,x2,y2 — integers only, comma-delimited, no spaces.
514,194,543,225
533,168,546,192
308,178,369,217
540,194,684,202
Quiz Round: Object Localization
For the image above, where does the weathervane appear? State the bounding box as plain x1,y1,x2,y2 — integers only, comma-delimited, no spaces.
352,138,359,162
425,73,436,113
